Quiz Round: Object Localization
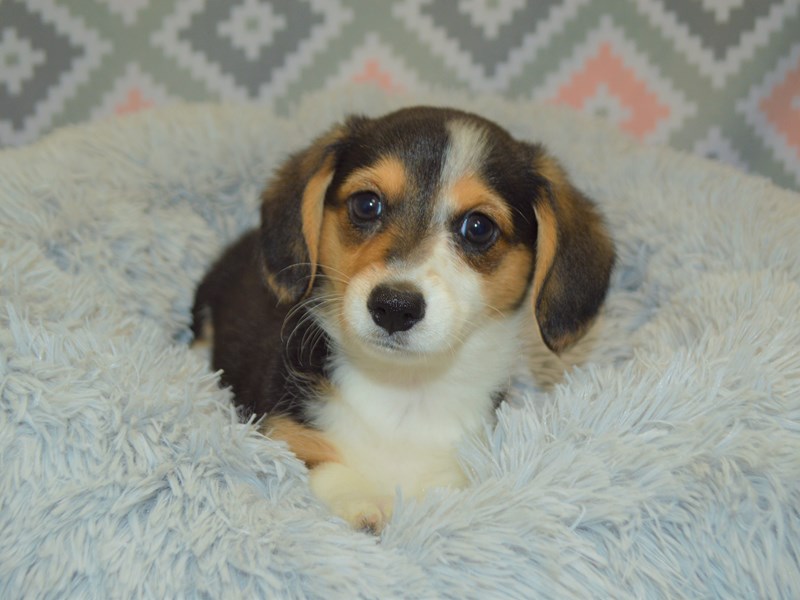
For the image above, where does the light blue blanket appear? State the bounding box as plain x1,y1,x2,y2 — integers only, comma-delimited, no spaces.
2,88,799,598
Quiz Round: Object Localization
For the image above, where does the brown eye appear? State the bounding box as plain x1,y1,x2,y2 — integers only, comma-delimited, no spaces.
348,192,383,225
459,212,497,248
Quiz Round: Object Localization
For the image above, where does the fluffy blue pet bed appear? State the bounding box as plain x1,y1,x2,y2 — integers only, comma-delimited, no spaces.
1,87,799,598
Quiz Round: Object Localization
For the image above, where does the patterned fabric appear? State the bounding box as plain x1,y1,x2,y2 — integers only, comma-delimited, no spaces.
2,0,799,190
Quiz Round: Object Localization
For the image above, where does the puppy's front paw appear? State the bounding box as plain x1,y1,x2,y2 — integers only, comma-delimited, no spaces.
329,493,393,532
309,463,394,533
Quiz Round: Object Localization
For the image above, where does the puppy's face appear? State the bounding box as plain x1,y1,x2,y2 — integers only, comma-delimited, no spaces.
315,111,537,358
260,107,615,359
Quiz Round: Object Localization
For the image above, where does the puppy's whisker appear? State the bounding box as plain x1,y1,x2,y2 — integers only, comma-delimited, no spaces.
308,325,329,359
290,298,340,347
273,261,353,286
509,203,533,227
285,293,339,318
316,262,352,282
281,294,339,339
482,302,506,320
272,261,316,278
282,298,340,346
285,307,331,347
319,274,351,287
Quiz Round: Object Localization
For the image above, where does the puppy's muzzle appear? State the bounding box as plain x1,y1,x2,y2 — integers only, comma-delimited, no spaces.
367,284,426,334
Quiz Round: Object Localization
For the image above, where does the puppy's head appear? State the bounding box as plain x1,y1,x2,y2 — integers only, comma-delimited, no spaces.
260,107,614,358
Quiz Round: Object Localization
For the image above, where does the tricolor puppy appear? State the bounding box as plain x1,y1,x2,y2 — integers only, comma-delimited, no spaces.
191,107,614,532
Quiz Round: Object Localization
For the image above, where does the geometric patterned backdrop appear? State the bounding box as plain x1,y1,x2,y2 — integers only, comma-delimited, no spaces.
2,0,799,191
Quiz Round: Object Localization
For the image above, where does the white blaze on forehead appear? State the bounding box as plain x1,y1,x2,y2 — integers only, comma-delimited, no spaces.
441,120,489,192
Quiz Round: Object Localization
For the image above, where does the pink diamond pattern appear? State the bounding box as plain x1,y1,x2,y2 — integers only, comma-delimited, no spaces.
738,44,800,187
535,18,695,143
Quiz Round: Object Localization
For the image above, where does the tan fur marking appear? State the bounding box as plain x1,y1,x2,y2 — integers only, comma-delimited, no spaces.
300,155,336,296
450,175,513,233
263,269,295,304
190,318,214,350
319,210,394,289
533,153,568,191
482,245,534,312
263,416,340,468
533,153,584,233
338,156,407,201
532,152,615,352
532,201,558,307
350,230,395,276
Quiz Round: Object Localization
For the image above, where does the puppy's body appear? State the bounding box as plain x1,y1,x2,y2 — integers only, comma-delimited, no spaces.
192,107,614,530
193,230,328,423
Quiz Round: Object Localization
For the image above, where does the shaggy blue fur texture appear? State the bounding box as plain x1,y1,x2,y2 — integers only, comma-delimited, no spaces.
1,88,799,598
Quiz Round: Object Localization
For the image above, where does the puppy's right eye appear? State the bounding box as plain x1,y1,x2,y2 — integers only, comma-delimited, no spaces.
348,192,383,225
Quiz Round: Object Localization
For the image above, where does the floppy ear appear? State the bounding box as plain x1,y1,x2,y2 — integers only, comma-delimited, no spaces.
259,118,363,303
528,147,615,353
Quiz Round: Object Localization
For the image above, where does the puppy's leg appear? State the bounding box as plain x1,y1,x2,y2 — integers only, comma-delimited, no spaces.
309,462,394,533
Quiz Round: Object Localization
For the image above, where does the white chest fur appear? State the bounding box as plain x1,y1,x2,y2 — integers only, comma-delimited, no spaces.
310,314,523,498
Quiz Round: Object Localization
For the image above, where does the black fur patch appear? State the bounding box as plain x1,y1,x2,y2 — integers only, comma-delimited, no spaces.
192,230,328,424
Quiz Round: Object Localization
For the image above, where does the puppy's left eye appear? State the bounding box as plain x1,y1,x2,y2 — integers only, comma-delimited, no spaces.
348,192,383,225
459,212,498,248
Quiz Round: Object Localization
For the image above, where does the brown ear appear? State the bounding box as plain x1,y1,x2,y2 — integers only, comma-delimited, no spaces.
530,148,615,353
259,118,364,303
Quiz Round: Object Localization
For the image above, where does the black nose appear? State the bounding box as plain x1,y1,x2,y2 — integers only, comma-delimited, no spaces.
367,285,426,334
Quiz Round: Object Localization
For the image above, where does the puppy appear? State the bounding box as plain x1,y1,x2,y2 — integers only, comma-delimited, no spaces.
191,107,615,532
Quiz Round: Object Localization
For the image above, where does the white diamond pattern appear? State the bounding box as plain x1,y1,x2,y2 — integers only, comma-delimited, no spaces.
0,28,45,96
